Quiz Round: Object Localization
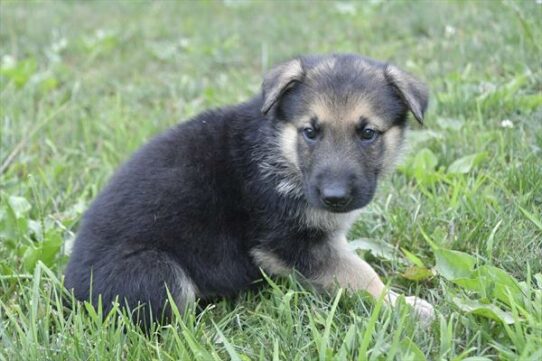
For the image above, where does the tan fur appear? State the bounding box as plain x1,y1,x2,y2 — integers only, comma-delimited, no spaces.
314,236,435,322
308,96,388,131
305,57,388,128
381,126,405,173
170,261,198,310
250,234,386,297
262,59,304,114
310,236,386,298
252,235,435,322
251,248,292,276
311,236,434,322
270,122,305,197
384,65,428,123
302,207,361,232
279,123,299,167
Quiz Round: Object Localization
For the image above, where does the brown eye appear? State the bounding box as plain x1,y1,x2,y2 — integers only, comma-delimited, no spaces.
359,128,377,141
303,127,317,141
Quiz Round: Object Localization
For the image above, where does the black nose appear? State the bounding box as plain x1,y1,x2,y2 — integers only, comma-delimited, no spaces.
320,185,351,208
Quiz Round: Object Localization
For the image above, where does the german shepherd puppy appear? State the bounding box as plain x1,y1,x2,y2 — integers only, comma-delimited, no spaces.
64,54,434,327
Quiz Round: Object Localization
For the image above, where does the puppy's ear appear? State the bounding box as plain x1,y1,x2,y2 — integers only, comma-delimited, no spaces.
384,65,429,124
261,59,304,115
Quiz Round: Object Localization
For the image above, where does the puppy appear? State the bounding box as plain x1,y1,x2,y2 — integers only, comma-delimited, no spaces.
64,54,434,327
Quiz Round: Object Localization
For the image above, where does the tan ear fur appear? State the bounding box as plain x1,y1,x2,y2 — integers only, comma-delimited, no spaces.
261,59,304,115
384,65,429,124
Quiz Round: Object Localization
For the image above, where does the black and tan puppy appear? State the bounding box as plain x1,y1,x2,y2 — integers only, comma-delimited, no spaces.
64,54,434,326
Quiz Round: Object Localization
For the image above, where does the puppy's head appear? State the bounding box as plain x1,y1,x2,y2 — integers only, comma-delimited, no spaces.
261,54,428,213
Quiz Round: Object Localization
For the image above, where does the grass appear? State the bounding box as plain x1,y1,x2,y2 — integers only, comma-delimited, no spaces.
1,1,541,360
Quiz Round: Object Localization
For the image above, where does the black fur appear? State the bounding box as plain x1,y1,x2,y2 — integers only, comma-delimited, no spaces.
64,54,427,327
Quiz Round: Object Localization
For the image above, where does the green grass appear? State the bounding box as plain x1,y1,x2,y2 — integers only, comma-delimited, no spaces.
1,1,541,360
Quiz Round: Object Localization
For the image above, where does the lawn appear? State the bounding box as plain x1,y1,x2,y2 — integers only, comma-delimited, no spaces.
1,1,541,360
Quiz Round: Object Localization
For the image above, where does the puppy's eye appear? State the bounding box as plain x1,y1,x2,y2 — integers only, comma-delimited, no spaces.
358,128,377,141
303,127,318,141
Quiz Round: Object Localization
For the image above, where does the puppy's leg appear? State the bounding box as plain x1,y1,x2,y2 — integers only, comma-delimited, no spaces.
311,238,434,323
66,249,197,329
252,238,434,322
311,242,388,298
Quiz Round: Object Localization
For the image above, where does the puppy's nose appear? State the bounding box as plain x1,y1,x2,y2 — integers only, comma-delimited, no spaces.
320,185,351,208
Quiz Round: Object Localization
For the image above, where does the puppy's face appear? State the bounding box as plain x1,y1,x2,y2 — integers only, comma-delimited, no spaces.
261,55,428,213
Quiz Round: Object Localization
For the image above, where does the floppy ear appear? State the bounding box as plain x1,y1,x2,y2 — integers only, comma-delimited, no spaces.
384,65,429,124
261,58,304,115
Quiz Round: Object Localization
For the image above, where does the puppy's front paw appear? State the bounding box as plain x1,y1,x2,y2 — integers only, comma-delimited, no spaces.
404,296,435,324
